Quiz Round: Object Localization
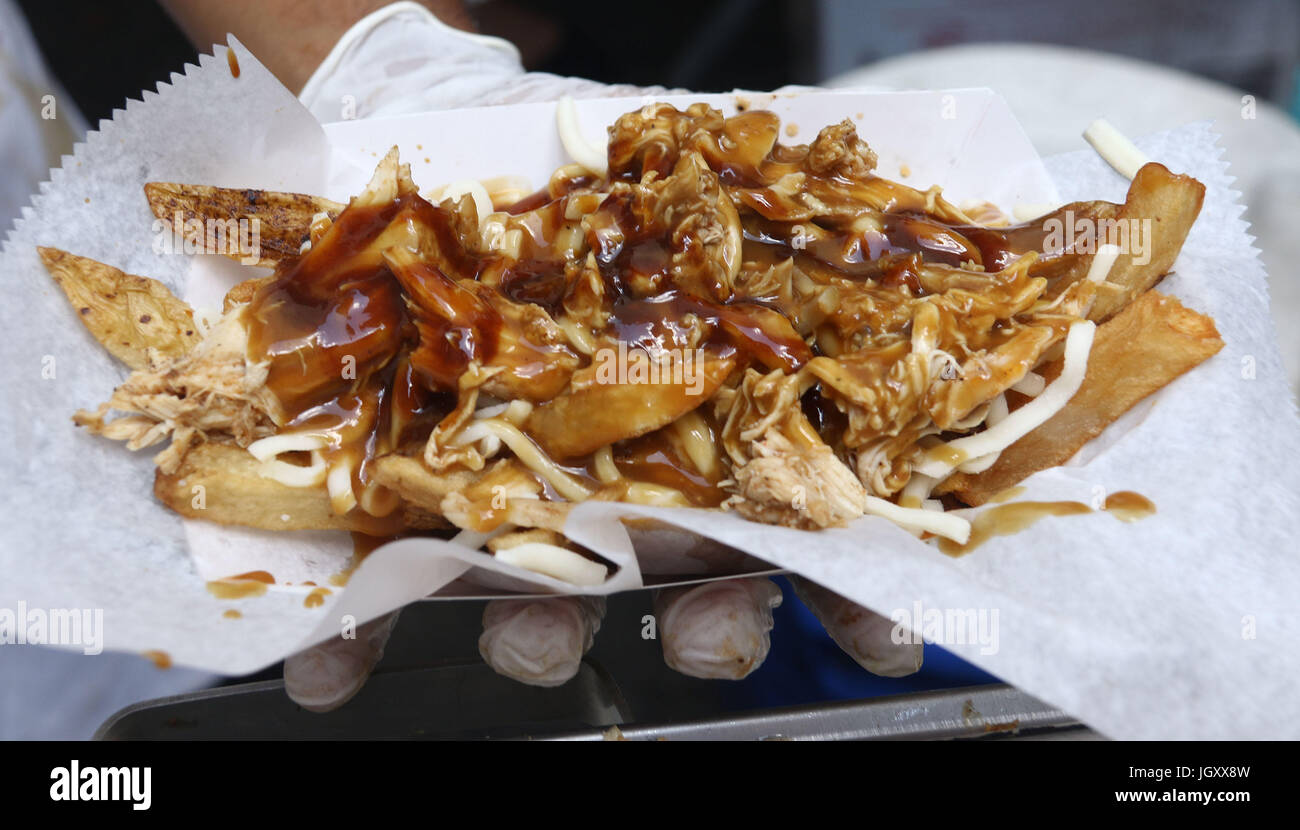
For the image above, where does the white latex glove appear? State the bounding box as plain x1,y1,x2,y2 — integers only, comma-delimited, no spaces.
790,576,923,677
284,610,401,711
654,578,783,680
478,596,605,686
296,1,677,123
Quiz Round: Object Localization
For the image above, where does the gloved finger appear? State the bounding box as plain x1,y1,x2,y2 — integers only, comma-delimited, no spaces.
283,609,401,712
654,577,782,680
479,596,605,687
789,576,922,677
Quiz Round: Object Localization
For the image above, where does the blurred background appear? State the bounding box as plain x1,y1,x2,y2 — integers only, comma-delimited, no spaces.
2,0,1297,738
15,0,1300,122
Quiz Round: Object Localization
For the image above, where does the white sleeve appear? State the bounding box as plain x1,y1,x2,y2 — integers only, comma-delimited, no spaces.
298,1,679,123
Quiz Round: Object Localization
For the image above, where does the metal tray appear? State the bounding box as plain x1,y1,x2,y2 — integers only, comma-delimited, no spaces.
96,665,1095,741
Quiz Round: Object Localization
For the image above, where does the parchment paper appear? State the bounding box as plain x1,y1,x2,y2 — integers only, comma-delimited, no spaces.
1,39,1296,738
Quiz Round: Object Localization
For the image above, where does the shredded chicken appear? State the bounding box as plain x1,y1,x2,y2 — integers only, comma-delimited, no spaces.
806,119,879,179
74,311,277,473
714,368,866,529
586,151,742,302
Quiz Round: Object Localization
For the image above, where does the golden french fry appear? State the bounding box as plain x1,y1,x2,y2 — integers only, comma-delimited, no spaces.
524,351,738,459
1013,163,1202,320
937,290,1223,505
1091,163,1205,322
1012,199,1120,292
143,182,343,267
38,246,199,370
154,442,443,533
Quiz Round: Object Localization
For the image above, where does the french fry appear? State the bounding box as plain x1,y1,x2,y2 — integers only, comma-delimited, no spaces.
143,182,343,267
1016,163,1203,320
1091,163,1205,322
154,442,444,533
524,351,738,459
38,247,199,370
937,290,1223,505
1016,199,1120,293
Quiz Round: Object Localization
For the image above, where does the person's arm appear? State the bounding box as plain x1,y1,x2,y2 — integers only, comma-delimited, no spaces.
156,0,475,93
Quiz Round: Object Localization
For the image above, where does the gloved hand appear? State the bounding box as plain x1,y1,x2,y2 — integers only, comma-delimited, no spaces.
655,578,783,679
789,576,922,677
478,595,605,686
284,610,402,711
274,2,924,710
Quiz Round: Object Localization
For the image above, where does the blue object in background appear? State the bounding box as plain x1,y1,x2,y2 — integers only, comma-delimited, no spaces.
722,578,1000,711
1291,68,1300,121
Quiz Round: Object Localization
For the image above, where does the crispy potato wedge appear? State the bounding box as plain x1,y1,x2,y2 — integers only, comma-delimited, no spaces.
525,351,738,459
1091,163,1205,322
1009,163,1203,320
38,246,199,370
937,290,1223,505
155,442,444,533
143,182,343,267
1012,200,1120,293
